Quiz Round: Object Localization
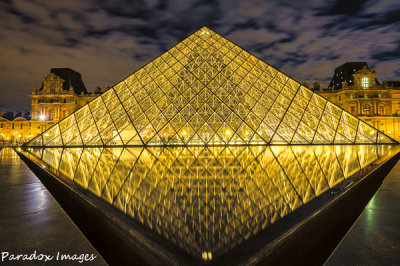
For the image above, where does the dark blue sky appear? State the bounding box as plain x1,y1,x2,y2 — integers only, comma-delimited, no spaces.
1,0,399,110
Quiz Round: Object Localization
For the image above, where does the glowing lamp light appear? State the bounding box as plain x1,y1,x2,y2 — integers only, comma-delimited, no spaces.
225,129,231,135
201,251,212,261
39,114,46,121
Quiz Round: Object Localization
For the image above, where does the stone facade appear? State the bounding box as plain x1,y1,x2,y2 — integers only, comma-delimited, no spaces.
0,68,101,144
0,116,44,144
31,68,101,122
317,63,400,141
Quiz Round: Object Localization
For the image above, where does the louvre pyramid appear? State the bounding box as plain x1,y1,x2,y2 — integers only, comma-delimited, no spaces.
26,27,396,146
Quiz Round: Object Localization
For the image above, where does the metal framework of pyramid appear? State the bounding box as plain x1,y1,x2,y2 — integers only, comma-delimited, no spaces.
26,27,396,147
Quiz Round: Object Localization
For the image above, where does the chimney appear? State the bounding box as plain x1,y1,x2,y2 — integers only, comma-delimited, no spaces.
313,82,321,91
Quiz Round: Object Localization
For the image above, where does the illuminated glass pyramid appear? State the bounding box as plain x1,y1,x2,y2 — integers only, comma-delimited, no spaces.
26,27,395,147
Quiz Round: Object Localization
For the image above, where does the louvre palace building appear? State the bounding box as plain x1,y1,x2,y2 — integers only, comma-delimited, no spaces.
316,62,400,141
0,68,102,143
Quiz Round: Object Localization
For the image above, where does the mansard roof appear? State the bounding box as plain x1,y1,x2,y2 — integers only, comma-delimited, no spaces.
39,68,88,94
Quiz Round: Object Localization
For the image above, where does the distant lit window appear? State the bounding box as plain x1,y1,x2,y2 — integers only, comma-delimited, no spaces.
361,77,369,88
49,109,56,120
339,96,341,101
378,94,382,98
364,94,368,98
364,104,371,115
378,106,384,116
350,94,354,99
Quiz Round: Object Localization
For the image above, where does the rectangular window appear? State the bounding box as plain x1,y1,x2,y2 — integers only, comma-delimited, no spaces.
364,105,370,115
362,77,369,88
12,123,14,129
20,124,23,129
378,106,384,116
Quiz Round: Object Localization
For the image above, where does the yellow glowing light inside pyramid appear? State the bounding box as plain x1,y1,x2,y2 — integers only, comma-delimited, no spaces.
226,129,231,135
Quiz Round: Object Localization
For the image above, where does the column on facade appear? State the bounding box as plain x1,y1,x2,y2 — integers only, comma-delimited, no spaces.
57,105,60,120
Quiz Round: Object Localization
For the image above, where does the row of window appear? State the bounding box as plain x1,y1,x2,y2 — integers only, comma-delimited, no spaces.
36,99,79,104
349,105,385,115
348,93,383,99
0,123,34,129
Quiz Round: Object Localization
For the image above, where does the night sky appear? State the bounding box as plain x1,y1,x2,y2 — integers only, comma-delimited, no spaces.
1,0,399,111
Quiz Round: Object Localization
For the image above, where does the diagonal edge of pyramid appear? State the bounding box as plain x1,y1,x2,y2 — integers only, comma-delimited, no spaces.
23,26,398,147
24,27,212,148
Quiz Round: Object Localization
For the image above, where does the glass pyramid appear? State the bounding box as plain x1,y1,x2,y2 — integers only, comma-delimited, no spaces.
25,27,396,147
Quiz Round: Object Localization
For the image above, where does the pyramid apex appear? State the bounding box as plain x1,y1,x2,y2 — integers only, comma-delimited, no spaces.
197,26,214,35
200,26,211,30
